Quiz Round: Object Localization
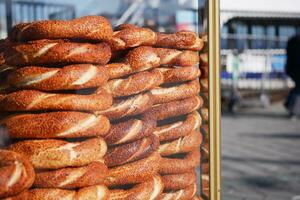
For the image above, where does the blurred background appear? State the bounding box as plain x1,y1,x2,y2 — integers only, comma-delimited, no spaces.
0,0,299,199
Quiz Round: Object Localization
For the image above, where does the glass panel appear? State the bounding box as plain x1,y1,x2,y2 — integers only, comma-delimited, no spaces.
251,25,265,49
279,25,296,48
0,0,210,199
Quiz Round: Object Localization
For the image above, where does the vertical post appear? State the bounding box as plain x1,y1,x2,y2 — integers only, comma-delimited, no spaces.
5,0,13,34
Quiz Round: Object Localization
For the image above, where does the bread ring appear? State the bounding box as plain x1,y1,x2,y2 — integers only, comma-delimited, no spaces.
105,46,160,79
200,66,208,79
158,131,202,156
95,92,154,120
109,27,156,51
157,66,200,83
151,80,200,104
161,171,196,190
200,53,208,66
200,78,208,92
155,31,204,51
201,92,208,107
145,95,203,121
0,40,111,66
105,115,156,145
154,48,199,67
0,88,112,111
105,152,160,186
0,150,35,198
1,111,110,139
4,185,110,200
104,134,159,167
201,124,209,143
158,183,197,200
201,142,209,162
192,196,204,200
104,69,164,97
202,162,209,174
201,174,209,199
154,111,201,142
159,149,200,174
9,16,113,42
9,138,107,169
200,108,208,122
110,174,163,200
7,64,109,91
33,161,108,189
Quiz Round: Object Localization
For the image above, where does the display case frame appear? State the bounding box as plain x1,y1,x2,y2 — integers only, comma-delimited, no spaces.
208,0,221,199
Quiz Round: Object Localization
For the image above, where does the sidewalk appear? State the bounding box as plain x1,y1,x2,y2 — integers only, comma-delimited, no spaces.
222,102,300,200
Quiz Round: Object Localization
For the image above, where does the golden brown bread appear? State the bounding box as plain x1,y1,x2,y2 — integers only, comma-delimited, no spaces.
3,185,110,200
109,27,156,51
105,152,160,186
158,183,197,200
161,171,196,190
200,66,208,79
0,40,111,66
1,111,110,139
158,131,202,156
34,161,108,189
159,149,200,175
200,107,209,122
157,66,201,83
201,174,209,199
104,134,159,167
155,31,204,51
9,138,107,169
0,88,112,111
7,64,109,91
105,115,156,145
200,78,208,92
145,95,203,121
110,174,163,200
95,92,154,120
151,80,200,104
154,111,201,142
9,16,113,42
104,69,164,97
0,150,35,199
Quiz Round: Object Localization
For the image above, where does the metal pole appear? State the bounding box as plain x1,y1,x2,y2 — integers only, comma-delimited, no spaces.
5,0,13,34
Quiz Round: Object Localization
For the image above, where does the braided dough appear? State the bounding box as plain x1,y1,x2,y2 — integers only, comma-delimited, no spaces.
110,174,163,200
105,115,156,145
158,131,202,156
109,26,156,51
158,183,197,200
161,171,196,190
9,138,107,169
157,66,200,83
10,16,113,42
105,152,160,186
154,111,201,142
0,150,35,198
0,88,112,111
2,111,110,139
151,80,200,104
0,40,111,66
155,31,204,51
159,149,200,174
96,92,154,120
4,185,110,200
104,69,164,97
34,161,108,189
7,64,109,91
145,95,203,121
104,134,159,167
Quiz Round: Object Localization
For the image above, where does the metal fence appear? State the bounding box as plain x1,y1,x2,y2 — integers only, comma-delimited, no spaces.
0,0,75,37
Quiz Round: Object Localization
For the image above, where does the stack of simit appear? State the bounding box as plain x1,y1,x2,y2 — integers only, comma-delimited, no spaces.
0,16,113,199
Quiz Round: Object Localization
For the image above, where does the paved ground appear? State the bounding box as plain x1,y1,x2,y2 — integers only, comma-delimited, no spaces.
222,102,300,200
